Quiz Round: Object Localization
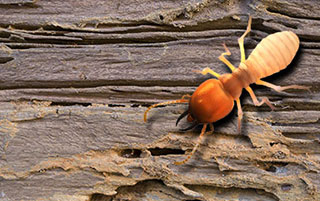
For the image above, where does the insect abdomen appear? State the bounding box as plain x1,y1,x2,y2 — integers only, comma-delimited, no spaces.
241,31,300,84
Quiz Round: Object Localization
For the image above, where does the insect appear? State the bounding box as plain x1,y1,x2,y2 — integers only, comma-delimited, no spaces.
144,16,310,165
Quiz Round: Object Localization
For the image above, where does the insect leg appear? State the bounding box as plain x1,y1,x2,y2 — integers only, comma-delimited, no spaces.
245,86,276,110
144,95,190,122
256,80,311,93
209,123,214,133
236,99,243,133
193,67,221,78
219,43,236,72
238,16,252,63
174,123,208,165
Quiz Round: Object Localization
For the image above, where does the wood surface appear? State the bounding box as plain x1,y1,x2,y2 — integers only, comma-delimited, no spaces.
0,0,319,200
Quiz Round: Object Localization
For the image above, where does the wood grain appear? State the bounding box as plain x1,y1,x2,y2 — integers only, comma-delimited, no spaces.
0,0,319,200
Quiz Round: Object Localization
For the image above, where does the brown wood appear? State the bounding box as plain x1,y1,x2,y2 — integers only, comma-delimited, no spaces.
0,0,319,200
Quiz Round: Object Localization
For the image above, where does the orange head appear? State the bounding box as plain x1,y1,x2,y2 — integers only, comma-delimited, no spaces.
176,79,234,128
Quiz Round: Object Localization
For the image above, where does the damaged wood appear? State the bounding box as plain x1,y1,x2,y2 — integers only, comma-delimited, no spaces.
0,0,319,200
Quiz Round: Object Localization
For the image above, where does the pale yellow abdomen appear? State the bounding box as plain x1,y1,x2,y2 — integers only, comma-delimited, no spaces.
241,31,299,84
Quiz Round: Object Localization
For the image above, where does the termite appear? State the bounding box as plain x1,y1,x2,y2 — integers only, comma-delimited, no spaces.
144,16,310,165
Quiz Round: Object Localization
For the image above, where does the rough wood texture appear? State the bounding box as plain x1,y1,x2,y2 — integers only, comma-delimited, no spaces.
0,0,319,200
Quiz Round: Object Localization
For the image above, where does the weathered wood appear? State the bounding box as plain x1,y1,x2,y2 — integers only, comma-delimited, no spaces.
0,0,320,200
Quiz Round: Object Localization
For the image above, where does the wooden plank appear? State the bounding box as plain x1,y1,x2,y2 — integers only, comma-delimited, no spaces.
0,0,319,200
0,102,319,200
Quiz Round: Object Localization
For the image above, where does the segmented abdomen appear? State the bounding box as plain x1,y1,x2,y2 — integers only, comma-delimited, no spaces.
240,31,299,84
